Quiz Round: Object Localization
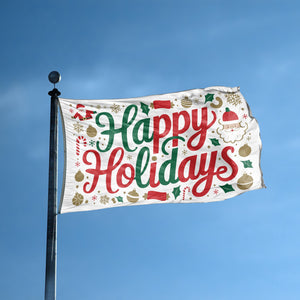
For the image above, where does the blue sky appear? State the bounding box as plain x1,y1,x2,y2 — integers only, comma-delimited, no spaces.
1,0,300,299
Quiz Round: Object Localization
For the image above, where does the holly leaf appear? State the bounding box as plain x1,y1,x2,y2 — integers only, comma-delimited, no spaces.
220,184,235,193
172,186,181,199
205,93,214,103
116,196,123,203
241,160,253,168
140,102,150,115
210,138,220,146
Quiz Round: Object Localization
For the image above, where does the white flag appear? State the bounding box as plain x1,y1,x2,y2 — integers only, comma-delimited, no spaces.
58,86,264,213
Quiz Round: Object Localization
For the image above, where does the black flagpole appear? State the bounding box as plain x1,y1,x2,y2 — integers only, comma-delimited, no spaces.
45,71,61,300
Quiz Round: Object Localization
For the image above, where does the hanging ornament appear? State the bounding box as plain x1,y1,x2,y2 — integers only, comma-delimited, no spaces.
127,189,139,203
72,192,84,206
75,170,84,182
239,144,252,157
86,125,97,137
237,174,253,190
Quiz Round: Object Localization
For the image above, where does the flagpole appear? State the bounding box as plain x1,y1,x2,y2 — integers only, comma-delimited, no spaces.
45,71,61,300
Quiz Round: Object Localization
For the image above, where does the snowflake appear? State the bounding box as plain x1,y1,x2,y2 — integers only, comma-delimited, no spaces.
127,155,133,161
111,104,121,114
225,93,242,106
73,122,83,133
75,161,80,167
92,195,97,201
213,189,219,195
182,149,187,155
89,140,95,147
100,195,110,204
243,114,248,119
69,108,74,113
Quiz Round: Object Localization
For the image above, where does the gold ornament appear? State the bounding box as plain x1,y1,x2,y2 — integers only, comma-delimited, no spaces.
127,189,139,203
210,96,223,108
239,144,251,157
86,125,97,137
237,174,253,190
72,192,84,206
181,97,192,108
75,170,84,182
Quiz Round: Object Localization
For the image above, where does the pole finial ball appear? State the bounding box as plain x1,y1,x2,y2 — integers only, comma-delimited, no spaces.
48,71,61,84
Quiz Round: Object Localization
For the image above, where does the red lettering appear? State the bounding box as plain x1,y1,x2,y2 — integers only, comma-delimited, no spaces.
192,151,218,197
149,161,160,188
153,114,171,154
82,150,104,193
116,164,135,188
178,155,199,182
172,111,190,147
187,108,216,151
217,146,238,181
83,147,126,194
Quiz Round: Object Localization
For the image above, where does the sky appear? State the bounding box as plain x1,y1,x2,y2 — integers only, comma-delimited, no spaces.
1,0,300,299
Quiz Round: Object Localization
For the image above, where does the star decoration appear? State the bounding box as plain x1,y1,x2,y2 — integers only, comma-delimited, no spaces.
89,140,95,147
213,189,219,195
100,195,110,204
111,103,121,114
73,122,83,133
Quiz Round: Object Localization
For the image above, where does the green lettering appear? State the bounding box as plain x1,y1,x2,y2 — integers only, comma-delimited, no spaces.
159,148,179,185
135,147,150,188
133,118,153,145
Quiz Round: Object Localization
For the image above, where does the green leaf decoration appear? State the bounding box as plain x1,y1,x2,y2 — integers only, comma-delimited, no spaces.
116,196,123,203
210,138,220,146
220,184,235,193
205,93,214,103
140,102,150,115
241,160,253,168
172,186,181,199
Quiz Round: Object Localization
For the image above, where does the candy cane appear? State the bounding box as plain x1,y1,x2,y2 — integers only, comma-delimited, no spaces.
182,186,191,200
76,136,87,156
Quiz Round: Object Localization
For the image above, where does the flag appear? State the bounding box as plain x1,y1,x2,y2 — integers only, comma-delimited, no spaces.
58,86,264,213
